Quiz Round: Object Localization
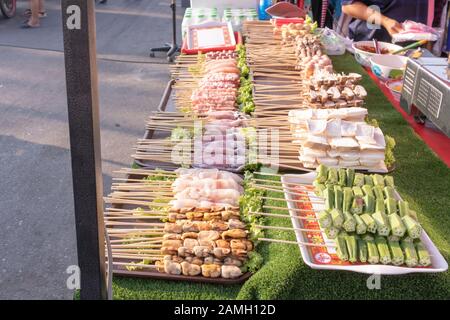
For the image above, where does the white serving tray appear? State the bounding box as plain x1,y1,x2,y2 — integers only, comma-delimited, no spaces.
281,172,448,275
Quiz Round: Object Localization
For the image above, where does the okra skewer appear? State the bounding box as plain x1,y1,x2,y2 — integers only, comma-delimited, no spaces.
336,234,349,262
403,215,422,239
346,168,354,187
401,239,418,267
343,211,356,233
372,211,391,236
415,240,431,267
367,239,380,264
388,213,406,237
357,237,368,263
360,213,377,234
354,214,368,235
345,233,358,263
375,236,392,265
388,240,405,266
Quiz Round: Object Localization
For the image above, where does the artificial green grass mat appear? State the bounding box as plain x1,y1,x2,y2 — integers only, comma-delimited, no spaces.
112,53,450,300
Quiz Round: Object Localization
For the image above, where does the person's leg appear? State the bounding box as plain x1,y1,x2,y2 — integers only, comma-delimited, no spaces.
28,0,40,26
39,0,45,13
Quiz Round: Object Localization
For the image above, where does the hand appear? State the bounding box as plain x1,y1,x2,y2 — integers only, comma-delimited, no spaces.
382,17,404,36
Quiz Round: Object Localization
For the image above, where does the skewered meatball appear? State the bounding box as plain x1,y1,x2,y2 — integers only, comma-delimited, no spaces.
221,265,242,279
193,246,211,258
198,230,220,242
221,229,247,240
181,261,202,276
201,264,221,278
164,260,181,275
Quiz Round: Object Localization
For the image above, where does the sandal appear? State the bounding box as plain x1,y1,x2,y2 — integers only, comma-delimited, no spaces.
21,21,40,29
23,9,47,18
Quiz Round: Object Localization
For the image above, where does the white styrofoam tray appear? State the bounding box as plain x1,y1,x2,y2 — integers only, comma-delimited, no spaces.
281,172,448,275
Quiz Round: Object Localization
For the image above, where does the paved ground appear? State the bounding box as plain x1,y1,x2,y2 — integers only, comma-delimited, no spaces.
0,0,183,299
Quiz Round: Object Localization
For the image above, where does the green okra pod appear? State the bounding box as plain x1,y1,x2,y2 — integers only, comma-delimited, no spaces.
336,234,349,261
372,185,384,200
338,168,346,187
364,175,374,186
360,213,377,234
372,174,385,187
367,240,380,264
353,173,365,187
327,167,338,185
330,209,344,229
375,198,385,214
414,240,431,267
343,211,356,232
325,226,339,239
324,186,335,211
403,215,422,239
375,236,392,265
372,211,391,236
385,198,397,215
388,213,406,237
342,187,353,213
354,214,367,235
384,176,395,187
345,234,358,263
383,186,396,199
357,238,368,263
346,168,355,187
316,164,328,183
362,185,374,197
334,185,343,212
313,180,326,197
401,240,418,267
388,240,405,266
318,210,332,229
364,194,375,214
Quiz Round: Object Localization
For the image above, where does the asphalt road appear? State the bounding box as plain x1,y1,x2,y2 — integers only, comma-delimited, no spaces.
0,0,183,299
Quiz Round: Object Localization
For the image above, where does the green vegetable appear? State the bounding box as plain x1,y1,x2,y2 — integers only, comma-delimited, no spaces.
330,209,344,229
388,213,406,237
363,194,375,214
325,227,339,239
387,235,400,242
364,175,374,186
346,168,355,187
385,198,397,215
334,185,343,212
327,168,338,185
362,185,374,197
357,238,368,263
352,186,364,198
342,187,353,213
388,240,405,266
343,211,356,232
354,214,367,235
360,213,377,233
372,211,391,236
372,174,385,187
383,186,396,199
324,186,334,211
375,198,385,214
373,185,384,200
403,215,422,239
243,251,264,273
336,234,349,261
407,209,418,221
316,164,328,183
353,173,365,187
362,234,375,241
398,200,409,217
313,181,326,197
338,168,346,187
401,240,418,267
384,176,395,187
375,236,392,265
385,135,396,168
318,210,332,229
345,234,358,263
367,240,380,264
414,240,431,267
350,198,364,215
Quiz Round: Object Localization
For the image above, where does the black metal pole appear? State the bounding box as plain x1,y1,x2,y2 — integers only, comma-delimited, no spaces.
61,0,107,300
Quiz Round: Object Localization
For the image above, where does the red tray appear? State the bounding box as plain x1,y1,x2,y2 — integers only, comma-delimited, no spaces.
181,32,242,55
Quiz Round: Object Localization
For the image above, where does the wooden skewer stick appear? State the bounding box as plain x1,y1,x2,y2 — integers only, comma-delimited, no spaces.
249,211,317,221
258,238,334,248
253,224,321,233
111,262,157,269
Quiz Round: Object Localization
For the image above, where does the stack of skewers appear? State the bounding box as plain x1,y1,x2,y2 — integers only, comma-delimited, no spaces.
104,168,263,279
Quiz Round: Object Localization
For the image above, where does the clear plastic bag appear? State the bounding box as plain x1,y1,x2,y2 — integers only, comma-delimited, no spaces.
318,27,347,55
